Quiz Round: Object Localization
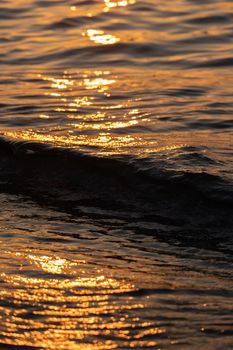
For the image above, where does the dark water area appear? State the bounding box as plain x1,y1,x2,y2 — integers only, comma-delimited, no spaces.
0,0,233,349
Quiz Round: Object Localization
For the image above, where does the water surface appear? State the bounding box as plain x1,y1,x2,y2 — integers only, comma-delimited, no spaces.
0,0,233,349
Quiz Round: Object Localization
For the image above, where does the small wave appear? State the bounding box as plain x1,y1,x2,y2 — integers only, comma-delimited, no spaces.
44,14,103,30
165,87,207,97
0,137,232,234
187,14,232,25
34,0,74,7
2,41,189,68
187,118,233,130
195,57,233,68
0,7,30,20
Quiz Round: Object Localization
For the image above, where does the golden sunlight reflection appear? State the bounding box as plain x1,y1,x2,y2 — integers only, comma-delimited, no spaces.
71,119,138,130
85,29,120,45
3,70,149,154
69,97,93,108
5,68,225,157
104,0,136,12
40,75,74,90
4,130,145,155
0,249,162,349
69,0,136,16
82,76,116,92
27,254,75,274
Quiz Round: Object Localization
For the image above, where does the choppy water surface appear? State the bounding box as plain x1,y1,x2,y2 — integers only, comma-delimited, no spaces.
0,0,233,349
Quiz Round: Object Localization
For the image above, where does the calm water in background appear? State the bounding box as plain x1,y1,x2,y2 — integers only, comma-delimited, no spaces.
0,0,233,349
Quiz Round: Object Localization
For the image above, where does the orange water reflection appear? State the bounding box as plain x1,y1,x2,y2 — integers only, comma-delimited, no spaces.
4,69,151,154
104,0,136,9
0,250,163,349
3,66,233,164
85,29,120,45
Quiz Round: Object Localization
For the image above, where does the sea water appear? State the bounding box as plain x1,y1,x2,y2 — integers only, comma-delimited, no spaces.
0,1,232,349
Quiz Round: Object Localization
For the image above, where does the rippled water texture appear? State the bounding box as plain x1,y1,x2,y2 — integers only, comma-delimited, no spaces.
0,0,233,349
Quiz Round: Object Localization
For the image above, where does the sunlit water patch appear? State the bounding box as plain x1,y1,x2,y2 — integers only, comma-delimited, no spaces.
1,68,232,180
0,194,232,349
